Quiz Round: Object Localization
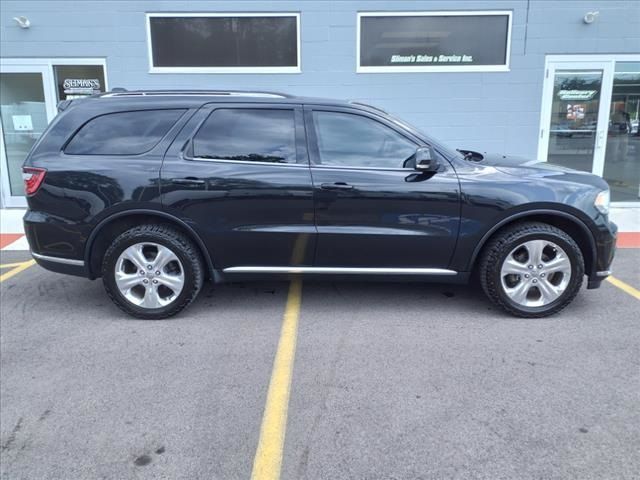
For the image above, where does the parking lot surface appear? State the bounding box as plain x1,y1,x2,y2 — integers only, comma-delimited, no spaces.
1,249,639,480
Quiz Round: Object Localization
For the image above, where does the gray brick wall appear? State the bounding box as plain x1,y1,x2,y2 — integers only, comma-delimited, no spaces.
1,0,638,158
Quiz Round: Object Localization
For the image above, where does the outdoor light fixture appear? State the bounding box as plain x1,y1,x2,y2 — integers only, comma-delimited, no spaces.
583,11,599,24
13,16,31,28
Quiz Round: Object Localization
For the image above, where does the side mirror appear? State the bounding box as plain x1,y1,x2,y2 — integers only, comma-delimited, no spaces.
414,146,440,172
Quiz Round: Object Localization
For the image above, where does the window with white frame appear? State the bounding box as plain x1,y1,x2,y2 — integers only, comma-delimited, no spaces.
357,11,512,73
146,13,300,73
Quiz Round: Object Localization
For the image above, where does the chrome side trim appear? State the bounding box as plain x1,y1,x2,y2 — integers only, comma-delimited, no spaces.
32,252,85,267
190,157,306,167
596,270,612,277
223,266,458,275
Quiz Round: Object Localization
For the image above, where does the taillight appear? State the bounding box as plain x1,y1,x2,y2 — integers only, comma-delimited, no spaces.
22,167,47,196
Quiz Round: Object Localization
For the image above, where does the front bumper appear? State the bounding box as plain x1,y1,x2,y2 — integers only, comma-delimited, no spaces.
586,220,617,289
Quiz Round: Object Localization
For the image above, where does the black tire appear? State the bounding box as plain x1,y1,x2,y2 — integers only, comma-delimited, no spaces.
479,222,584,318
102,224,204,319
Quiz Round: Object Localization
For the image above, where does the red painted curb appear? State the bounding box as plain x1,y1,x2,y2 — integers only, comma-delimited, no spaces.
0,234,24,249
618,232,640,249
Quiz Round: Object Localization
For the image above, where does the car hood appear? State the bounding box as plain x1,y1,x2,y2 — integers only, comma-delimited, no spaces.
470,152,609,190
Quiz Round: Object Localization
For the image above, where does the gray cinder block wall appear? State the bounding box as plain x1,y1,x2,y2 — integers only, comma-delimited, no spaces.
1,0,639,158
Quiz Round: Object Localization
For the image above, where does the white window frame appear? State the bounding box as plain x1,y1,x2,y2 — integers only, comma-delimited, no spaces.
146,12,302,74
356,10,512,74
0,58,108,208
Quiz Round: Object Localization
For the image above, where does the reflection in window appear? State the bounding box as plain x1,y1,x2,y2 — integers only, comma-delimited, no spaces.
547,70,602,173
148,15,298,69
0,72,48,196
312,111,416,168
65,109,185,155
603,62,640,202
193,109,297,163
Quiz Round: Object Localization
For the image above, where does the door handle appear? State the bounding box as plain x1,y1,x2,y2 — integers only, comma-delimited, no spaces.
320,182,354,190
170,177,206,185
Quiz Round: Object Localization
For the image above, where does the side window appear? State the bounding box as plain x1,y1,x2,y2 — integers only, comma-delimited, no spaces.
312,111,416,168
65,109,185,155
193,108,297,164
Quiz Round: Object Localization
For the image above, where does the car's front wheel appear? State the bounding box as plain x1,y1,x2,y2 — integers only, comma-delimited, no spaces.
102,224,204,319
479,222,584,318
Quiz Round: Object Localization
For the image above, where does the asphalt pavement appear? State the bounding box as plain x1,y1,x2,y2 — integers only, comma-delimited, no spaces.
1,249,638,479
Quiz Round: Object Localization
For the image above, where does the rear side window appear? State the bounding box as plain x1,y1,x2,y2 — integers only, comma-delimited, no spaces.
193,108,297,164
65,109,185,155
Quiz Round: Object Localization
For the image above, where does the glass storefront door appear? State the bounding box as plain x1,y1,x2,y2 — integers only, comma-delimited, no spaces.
539,61,613,177
540,56,640,204
0,65,56,207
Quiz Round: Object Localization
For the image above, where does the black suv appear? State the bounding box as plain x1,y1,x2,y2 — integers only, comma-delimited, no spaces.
22,90,617,319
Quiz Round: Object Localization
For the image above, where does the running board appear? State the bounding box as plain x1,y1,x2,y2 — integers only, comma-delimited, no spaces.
222,266,457,275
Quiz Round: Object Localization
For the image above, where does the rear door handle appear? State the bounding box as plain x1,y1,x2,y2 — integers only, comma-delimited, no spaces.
320,182,354,190
170,177,206,185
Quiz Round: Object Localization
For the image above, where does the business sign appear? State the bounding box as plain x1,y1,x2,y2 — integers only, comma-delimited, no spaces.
358,11,512,72
557,90,598,101
53,65,106,100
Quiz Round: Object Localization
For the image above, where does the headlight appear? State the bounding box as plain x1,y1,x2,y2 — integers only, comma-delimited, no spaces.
594,189,610,215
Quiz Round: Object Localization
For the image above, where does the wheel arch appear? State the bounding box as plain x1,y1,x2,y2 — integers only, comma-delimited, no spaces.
469,209,597,276
84,209,216,281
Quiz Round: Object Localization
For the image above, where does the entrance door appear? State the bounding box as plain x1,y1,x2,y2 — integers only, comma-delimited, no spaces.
0,64,56,207
538,61,613,176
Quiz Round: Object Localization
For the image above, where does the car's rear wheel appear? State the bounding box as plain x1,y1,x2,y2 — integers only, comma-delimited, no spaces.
102,224,204,319
479,222,584,318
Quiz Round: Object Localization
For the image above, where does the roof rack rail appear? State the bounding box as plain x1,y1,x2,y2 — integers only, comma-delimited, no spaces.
349,101,388,114
100,89,291,99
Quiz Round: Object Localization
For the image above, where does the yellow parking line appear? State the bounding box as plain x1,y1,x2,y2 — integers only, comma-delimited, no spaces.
606,275,640,301
0,260,36,283
0,262,31,269
251,278,303,480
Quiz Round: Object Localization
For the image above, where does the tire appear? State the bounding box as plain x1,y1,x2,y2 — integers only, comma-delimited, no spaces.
102,224,204,319
479,222,584,318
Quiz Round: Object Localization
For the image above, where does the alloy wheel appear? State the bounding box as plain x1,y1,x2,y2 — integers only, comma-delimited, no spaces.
114,242,185,309
500,239,572,308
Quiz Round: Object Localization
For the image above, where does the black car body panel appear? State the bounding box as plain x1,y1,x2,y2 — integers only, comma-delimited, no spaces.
23,91,616,292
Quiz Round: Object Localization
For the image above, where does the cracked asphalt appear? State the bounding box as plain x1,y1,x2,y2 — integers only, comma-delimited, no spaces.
1,249,638,479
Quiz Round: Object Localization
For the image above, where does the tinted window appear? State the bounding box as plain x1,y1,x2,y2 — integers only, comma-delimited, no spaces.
149,16,298,68
193,109,297,164
360,13,510,69
312,111,416,168
65,109,184,155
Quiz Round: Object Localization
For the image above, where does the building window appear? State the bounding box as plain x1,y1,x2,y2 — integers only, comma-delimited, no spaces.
357,11,512,73
146,13,300,73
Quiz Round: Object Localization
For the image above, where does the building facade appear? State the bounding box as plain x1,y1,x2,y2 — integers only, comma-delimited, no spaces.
1,0,639,209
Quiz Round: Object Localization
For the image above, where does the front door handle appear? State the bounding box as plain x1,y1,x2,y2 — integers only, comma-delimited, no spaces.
170,177,206,186
320,182,354,190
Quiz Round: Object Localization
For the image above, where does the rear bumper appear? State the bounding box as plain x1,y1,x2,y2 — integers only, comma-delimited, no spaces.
30,251,89,278
586,220,617,289
24,211,90,278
